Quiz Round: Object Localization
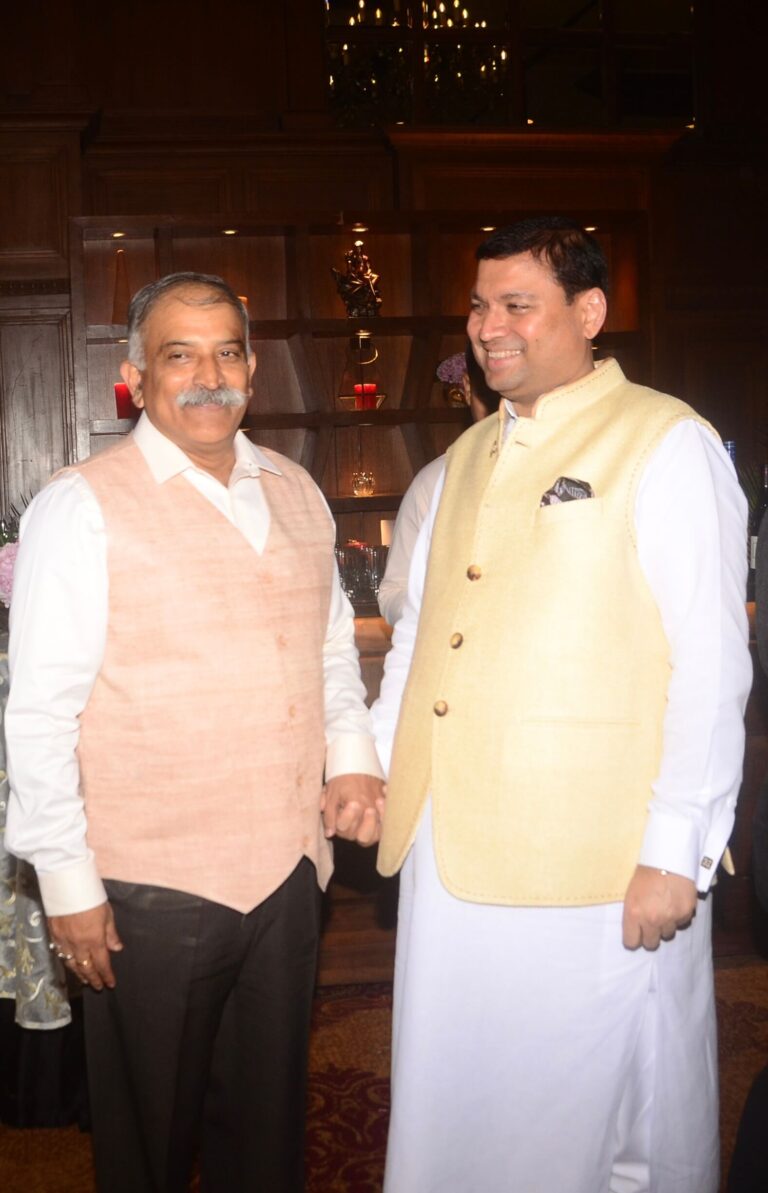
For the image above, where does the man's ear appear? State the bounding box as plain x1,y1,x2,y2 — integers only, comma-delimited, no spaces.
581,288,607,341
246,350,257,396
120,359,145,408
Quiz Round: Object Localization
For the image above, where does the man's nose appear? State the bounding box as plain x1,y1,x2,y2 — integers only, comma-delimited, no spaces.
479,306,506,343
194,353,223,389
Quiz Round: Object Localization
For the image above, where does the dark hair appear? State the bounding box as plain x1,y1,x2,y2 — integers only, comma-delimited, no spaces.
126,272,251,367
476,217,608,303
464,341,500,413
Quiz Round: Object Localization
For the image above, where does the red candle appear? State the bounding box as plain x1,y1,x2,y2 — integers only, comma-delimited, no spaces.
114,382,136,420
353,382,377,410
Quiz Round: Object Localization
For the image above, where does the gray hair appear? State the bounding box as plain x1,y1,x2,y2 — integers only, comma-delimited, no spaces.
126,272,252,368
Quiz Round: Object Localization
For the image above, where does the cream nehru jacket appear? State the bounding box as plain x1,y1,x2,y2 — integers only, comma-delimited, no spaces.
378,360,714,906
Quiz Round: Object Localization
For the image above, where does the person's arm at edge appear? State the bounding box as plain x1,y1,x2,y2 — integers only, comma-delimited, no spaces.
755,514,768,674
4,474,122,986
318,495,385,844
371,465,446,778
377,457,444,626
623,420,751,948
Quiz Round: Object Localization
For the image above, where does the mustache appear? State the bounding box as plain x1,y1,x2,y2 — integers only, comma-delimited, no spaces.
176,385,248,409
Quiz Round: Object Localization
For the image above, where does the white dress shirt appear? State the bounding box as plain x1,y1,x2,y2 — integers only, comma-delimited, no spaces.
372,411,752,893
377,455,445,626
5,415,382,915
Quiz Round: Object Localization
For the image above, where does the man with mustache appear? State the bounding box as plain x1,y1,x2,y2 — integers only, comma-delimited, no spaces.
5,273,384,1192
372,219,751,1192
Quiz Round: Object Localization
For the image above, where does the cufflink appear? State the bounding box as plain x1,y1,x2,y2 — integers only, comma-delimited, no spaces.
701,857,713,870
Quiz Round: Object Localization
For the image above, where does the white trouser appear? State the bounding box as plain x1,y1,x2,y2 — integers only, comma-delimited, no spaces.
384,801,719,1193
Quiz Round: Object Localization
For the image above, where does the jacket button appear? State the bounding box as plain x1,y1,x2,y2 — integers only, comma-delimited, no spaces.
466,564,482,581
450,632,463,648
434,700,449,717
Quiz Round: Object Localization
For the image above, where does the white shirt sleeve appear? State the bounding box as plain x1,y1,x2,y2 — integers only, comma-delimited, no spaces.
378,456,445,626
4,474,109,915
372,467,446,774
634,419,752,891
322,542,384,781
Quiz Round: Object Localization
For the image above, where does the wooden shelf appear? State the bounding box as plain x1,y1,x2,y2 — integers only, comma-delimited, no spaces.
86,314,468,345
328,494,401,514
242,408,469,432
90,418,136,435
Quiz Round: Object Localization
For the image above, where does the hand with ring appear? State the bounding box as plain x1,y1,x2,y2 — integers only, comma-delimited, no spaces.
46,902,123,991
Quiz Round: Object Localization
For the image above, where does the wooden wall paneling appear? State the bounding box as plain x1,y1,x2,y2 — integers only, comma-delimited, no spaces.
246,427,309,465
387,130,677,212
69,218,93,464
434,228,486,317
168,232,289,320
82,235,160,327
598,223,641,334
399,329,446,474
155,225,176,278
0,297,75,505
243,142,394,213
245,339,306,418
0,120,85,280
655,314,768,456
286,335,326,477
415,165,646,215
86,161,234,217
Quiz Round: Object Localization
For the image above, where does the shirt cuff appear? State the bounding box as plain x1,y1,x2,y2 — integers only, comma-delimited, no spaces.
637,803,734,893
37,855,108,917
637,805,702,885
325,732,385,782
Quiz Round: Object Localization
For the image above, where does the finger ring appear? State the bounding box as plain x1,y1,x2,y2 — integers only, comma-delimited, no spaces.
48,941,58,952
78,958,92,967
58,952,74,962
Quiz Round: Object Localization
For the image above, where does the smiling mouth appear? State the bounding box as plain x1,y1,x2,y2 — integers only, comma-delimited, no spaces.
486,348,524,364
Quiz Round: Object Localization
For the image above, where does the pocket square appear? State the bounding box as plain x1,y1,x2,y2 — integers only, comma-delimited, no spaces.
539,476,594,506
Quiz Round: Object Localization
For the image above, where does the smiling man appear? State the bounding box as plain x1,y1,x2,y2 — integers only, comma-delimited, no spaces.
372,219,751,1192
5,272,384,1193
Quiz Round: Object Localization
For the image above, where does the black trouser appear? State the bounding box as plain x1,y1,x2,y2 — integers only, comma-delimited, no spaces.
83,859,321,1193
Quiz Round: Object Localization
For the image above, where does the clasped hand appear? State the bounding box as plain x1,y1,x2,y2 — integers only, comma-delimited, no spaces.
321,773,386,846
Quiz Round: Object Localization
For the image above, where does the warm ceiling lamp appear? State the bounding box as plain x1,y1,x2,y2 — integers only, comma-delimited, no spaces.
111,231,126,239
584,225,598,232
222,228,238,236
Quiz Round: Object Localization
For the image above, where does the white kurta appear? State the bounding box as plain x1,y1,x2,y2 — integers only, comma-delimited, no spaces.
371,417,751,1193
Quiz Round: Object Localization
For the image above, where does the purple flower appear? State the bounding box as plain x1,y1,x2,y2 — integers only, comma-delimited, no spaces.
0,541,19,607
436,352,467,385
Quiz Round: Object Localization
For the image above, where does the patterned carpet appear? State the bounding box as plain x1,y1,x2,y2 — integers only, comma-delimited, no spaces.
1,965,767,1192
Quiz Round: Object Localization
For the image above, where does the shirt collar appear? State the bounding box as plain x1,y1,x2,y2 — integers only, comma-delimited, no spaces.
132,413,282,485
